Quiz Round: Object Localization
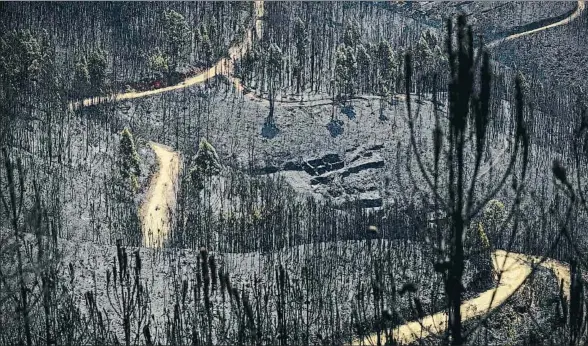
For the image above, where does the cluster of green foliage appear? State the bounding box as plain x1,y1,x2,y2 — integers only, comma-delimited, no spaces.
161,9,191,70
410,29,445,81
197,24,213,66
335,43,358,101
0,29,45,91
148,9,190,81
0,29,60,147
148,50,170,80
190,138,222,190
375,41,398,97
72,48,108,98
119,128,141,192
333,21,401,103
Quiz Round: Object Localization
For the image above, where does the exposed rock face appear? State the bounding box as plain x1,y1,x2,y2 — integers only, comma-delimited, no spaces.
283,160,302,171
257,143,388,208
310,173,335,185
280,152,344,176
344,157,385,175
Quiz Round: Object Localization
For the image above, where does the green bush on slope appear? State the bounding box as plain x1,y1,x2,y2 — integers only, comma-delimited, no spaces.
190,138,222,190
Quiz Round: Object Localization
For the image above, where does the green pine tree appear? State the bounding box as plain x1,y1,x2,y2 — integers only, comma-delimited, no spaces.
190,138,221,190
119,128,141,191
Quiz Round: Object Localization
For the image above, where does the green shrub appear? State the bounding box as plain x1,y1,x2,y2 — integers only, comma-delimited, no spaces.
119,128,141,188
190,138,221,189
88,48,108,93
148,50,170,79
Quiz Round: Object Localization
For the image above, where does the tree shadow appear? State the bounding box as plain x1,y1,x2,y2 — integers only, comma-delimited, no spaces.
379,106,389,121
261,118,280,139
326,119,344,137
341,104,356,120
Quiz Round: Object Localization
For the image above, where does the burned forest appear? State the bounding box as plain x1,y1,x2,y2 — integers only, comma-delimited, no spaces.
1,1,588,345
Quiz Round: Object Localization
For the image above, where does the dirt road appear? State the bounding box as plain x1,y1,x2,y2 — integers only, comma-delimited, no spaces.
354,250,570,345
67,0,578,332
487,1,585,48
355,2,583,343
69,1,264,110
140,142,181,248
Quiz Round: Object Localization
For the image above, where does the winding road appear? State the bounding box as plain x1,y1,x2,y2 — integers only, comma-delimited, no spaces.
353,250,570,345
487,0,585,49
68,1,265,110
69,0,582,342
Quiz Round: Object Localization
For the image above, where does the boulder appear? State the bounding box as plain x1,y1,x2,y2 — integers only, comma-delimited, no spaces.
310,174,333,185
283,160,302,171
347,158,385,174
322,153,341,163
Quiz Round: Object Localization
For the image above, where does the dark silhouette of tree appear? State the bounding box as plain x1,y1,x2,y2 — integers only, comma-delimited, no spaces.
119,128,141,191
73,56,91,99
267,42,283,122
404,14,529,345
293,17,308,94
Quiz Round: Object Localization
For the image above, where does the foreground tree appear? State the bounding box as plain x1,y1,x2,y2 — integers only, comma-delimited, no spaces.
405,15,529,345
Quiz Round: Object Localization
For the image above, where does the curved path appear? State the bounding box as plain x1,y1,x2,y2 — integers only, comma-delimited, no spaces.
68,1,265,110
356,1,584,344
69,0,584,109
68,2,264,246
353,250,570,345
487,1,585,49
